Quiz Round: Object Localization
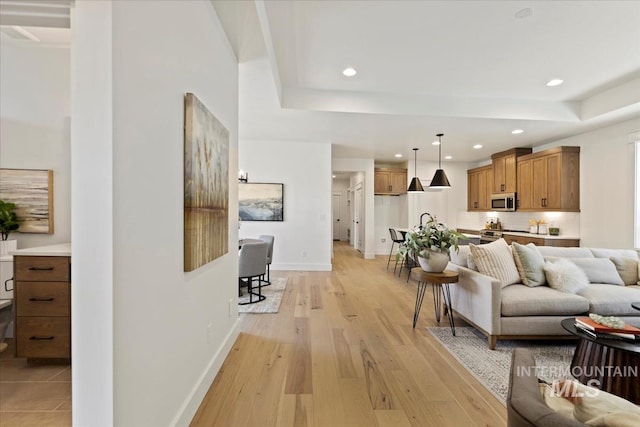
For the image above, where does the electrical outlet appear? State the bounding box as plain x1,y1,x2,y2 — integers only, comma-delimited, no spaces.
381,238,386,243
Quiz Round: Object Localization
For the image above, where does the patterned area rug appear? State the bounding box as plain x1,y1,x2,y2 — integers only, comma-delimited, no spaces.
428,327,576,403
238,277,287,314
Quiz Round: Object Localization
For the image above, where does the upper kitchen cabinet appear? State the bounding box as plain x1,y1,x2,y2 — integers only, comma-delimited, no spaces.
467,165,493,211
374,168,407,195
491,148,532,193
517,146,580,212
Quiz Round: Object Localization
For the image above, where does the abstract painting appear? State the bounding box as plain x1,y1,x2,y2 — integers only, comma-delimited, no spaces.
0,168,54,234
239,183,284,221
184,93,229,272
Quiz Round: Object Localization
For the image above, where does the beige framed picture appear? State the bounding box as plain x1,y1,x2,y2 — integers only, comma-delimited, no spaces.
0,168,54,234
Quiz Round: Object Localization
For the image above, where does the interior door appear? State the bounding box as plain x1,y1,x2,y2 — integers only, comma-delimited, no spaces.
355,185,364,252
332,193,342,241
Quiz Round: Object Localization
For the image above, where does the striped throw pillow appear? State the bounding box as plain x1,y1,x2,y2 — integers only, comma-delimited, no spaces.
470,238,521,287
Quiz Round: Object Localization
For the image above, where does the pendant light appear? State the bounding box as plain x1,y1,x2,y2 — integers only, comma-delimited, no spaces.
407,148,424,192
429,133,451,188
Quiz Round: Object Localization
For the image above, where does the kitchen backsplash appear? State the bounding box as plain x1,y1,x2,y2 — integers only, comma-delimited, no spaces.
456,211,580,237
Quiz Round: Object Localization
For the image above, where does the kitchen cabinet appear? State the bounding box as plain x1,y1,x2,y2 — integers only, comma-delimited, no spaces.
374,168,407,195
516,146,580,211
13,247,71,359
491,148,532,193
502,233,580,247
467,165,493,211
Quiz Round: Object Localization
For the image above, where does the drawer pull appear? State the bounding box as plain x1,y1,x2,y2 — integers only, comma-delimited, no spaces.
29,336,55,340
28,267,55,271
29,297,55,302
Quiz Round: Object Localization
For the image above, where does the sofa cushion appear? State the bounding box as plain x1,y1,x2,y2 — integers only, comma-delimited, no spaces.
512,242,546,287
501,284,589,316
544,259,590,294
537,246,594,259
590,248,639,261
609,256,640,285
449,245,470,268
470,238,521,287
576,284,640,316
569,258,625,286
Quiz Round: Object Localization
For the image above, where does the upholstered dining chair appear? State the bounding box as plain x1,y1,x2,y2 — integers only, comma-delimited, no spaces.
258,235,274,286
238,241,268,305
387,228,405,273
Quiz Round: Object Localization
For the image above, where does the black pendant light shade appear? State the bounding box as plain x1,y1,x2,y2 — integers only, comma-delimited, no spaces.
407,148,424,192
429,133,451,188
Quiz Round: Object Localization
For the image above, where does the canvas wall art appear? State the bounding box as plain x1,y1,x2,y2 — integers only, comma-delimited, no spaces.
184,93,229,272
239,183,284,221
0,168,54,234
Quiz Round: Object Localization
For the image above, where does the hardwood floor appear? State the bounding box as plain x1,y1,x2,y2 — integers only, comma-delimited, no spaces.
191,242,507,427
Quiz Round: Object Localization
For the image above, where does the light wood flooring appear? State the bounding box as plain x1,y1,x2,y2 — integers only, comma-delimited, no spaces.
0,340,71,427
191,242,507,427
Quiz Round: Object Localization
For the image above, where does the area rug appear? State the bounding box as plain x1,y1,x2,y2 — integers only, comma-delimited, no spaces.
238,277,288,314
428,326,576,404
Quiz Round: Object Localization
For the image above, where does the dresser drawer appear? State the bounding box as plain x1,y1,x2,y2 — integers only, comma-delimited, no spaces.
16,316,70,358
15,256,70,282
16,282,70,317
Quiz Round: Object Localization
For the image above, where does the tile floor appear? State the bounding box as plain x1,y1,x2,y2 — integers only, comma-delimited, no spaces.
0,339,71,427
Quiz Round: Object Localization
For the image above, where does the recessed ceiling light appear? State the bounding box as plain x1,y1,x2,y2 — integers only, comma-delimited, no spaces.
342,67,357,77
546,79,563,87
473,144,483,149
432,140,440,145
394,153,402,158
512,129,524,134
332,175,336,178
444,155,453,160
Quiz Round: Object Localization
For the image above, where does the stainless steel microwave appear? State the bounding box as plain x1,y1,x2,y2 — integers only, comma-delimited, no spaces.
491,193,516,211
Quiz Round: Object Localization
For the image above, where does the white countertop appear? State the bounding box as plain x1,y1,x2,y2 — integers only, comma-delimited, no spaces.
501,231,580,240
10,243,71,257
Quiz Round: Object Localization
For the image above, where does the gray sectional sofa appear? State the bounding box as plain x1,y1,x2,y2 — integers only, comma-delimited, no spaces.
448,244,640,349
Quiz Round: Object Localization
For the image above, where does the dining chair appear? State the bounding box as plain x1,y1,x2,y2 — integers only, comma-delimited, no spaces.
387,228,405,273
258,235,274,286
238,241,268,305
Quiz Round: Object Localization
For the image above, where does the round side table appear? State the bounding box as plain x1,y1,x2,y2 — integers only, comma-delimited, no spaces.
410,268,459,334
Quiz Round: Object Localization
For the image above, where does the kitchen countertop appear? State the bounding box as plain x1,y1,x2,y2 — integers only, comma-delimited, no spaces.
10,243,71,257
501,231,580,240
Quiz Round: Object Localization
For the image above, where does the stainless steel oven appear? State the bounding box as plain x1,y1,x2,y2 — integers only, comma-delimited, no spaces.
479,230,503,244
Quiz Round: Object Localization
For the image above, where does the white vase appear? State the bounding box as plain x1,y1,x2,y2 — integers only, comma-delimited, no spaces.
417,250,450,273
0,240,17,256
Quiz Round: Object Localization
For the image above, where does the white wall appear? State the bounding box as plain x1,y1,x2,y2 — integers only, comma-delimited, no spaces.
72,1,240,426
535,119,640,249
0,42,70,248
239,140,332,270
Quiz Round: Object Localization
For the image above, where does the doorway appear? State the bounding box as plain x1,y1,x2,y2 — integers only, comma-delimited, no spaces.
332,193,343,241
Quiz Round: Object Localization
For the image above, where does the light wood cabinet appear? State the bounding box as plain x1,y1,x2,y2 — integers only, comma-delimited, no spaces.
491,148,532,193
503,233,580,247
374,168,407,195
14,255,71,359
516,146,580,211
467,165,493,211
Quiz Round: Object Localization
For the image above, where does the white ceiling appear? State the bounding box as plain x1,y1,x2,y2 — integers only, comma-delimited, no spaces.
2,0,638,164
216,0,640,163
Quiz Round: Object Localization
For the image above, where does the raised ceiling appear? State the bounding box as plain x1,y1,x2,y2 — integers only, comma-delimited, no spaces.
216,0,640,163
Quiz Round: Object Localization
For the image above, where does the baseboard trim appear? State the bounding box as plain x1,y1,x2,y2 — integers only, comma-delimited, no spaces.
171,316,242,427
271,263,332,271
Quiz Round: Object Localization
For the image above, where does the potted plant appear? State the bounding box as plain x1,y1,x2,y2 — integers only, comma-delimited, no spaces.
0,199,20,255
397,213,465,272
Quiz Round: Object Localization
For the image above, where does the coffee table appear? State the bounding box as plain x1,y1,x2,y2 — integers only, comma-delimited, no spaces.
561,318,640,404
410,268,458,334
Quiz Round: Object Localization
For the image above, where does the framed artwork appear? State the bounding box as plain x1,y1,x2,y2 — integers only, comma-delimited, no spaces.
0,168,54,234
184,93,229,272
239,183,284,221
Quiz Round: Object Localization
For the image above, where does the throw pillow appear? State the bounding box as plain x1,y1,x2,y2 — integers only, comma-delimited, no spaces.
564,380,640,424
609,256,640,285
569,258,625,286
469,238,521,287
466,253,478,271
544,259,589,293
585,412,640,427
539,383,577,421
511,242,546,287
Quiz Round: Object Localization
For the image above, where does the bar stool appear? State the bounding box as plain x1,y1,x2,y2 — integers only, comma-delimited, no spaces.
387,228,405,273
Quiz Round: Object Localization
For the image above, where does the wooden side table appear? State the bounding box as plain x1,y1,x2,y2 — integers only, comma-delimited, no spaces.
410,268,459,334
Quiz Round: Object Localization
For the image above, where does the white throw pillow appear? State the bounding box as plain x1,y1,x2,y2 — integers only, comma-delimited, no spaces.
569,258,625,286
569,380,640,424
469,238,521,287
544,259,589,293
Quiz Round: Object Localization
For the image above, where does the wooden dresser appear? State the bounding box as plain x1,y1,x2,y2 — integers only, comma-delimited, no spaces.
12,244,71,359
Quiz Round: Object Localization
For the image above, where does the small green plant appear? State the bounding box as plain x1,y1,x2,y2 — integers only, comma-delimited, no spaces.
397,213,465,261
0,199,20,241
